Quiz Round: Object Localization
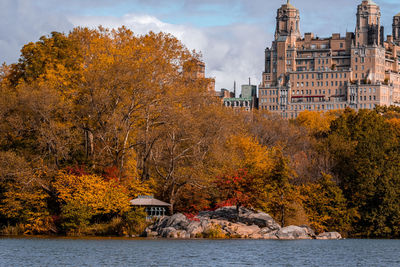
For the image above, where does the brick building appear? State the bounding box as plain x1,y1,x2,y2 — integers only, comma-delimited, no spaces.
259,0,400,119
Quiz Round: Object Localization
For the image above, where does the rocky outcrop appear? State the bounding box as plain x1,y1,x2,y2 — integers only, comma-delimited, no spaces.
316,232,342,240
143,206,342,240
275,226,313,240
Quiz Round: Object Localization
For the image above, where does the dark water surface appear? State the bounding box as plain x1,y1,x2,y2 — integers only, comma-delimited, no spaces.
0,238,399,267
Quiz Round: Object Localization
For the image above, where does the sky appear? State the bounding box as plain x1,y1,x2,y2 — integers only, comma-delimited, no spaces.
1,0,399,92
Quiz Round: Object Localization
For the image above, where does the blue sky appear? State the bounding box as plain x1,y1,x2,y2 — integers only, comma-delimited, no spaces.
1,0,399,91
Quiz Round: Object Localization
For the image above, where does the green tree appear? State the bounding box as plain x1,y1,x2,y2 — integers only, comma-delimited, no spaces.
266,149,298,227
327,108,400,237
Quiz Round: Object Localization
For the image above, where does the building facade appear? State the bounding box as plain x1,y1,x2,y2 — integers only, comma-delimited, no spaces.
259,0,400,119
222,82,258,112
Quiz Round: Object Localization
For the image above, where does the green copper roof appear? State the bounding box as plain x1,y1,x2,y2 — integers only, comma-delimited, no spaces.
224,97,252,101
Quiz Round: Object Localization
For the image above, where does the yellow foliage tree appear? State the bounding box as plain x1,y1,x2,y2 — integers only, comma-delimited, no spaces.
296,110,340,135
0,182,50,234
53,172,130,230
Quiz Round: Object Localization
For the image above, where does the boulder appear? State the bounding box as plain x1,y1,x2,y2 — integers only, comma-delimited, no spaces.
186,221,204,237
316,232,342,240
159,227,177,238
262,230,279,240
276,225,313,240
198,206,239,221
164,213,190,230
198,206,281,232
226,223,260,237
298,225,316,238
240,211,281,231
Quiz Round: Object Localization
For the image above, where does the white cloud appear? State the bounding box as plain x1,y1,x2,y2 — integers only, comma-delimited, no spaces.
0,0,72,63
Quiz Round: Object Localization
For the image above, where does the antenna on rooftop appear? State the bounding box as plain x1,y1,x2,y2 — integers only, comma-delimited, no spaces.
249,77,251,85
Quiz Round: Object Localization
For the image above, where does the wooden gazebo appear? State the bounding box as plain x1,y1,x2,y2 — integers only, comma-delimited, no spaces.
130,196,171,219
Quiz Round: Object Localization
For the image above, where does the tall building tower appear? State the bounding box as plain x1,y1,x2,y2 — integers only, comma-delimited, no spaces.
275,0,301,40
393,13,400,44
355,0,382,46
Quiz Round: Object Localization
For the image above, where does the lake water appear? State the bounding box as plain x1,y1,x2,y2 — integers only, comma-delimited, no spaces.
0,238,399,267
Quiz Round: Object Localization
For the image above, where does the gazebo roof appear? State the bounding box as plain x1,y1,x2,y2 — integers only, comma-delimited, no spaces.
130,196,171,207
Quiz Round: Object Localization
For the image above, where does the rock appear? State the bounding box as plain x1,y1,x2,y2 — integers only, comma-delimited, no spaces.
239,209,281,231
198,206,281,232
164,213,190,230
198,206,239,221
316,232,342,240
276,225,313,240
145,207,325,240
262,230,279,240
149,216,169,231
143,228,158,237
299,225,316,238
226,223,260,237
159,227,177,238
186,221,204,237
249,233,263,239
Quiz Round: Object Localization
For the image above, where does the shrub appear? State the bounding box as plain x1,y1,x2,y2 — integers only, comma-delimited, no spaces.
203,224,227,239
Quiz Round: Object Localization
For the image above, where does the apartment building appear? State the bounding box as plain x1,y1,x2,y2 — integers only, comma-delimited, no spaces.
259,0,400,119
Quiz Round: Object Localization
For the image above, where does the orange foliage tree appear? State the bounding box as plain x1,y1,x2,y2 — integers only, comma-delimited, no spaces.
52,172,130,230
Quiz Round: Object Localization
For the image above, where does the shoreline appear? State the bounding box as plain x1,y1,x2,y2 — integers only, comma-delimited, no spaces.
2,235,398,240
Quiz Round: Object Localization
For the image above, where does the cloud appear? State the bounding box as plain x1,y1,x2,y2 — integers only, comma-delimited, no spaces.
0,0,73,63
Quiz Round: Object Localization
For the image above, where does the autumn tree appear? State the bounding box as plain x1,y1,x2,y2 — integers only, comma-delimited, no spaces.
214,135,271,209
53,172,130,231
300,173,355,234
